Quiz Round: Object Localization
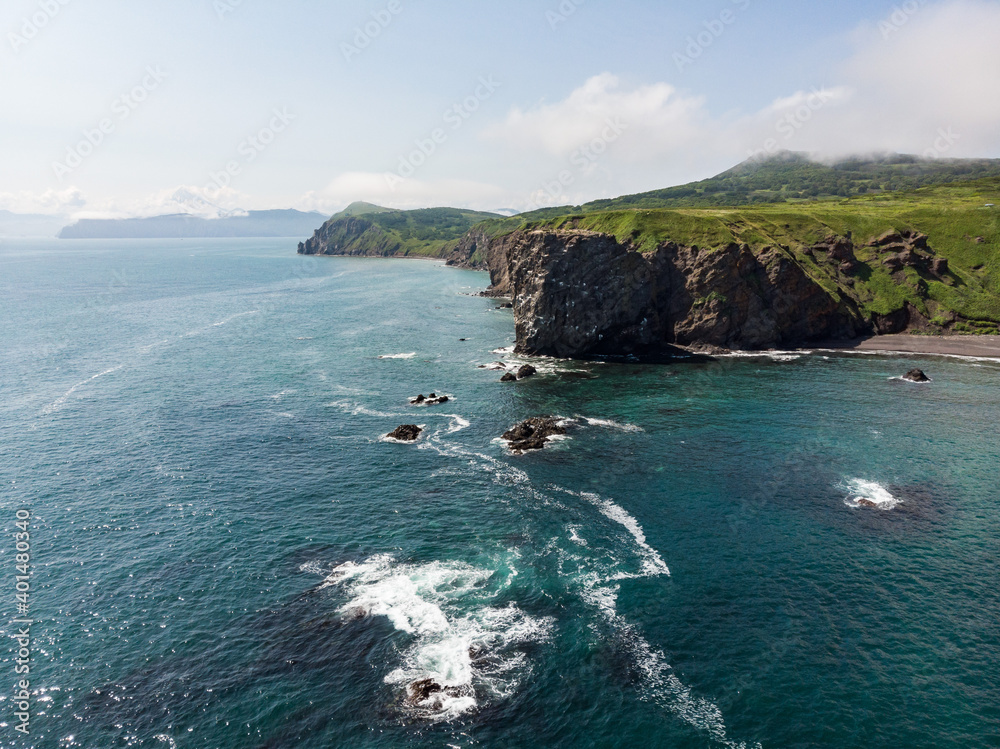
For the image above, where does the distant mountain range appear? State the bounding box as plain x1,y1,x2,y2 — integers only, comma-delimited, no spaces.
58,209,326,239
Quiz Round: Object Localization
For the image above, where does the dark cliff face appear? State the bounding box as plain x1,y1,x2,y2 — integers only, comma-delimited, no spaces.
298,216,399,257
486,230,868,357
444,228,491,269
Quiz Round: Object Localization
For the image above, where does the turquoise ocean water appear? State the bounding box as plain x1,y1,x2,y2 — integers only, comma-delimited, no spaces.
1,239,998,748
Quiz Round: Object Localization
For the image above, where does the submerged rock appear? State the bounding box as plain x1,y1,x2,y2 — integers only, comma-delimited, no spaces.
407,679,444,704
902,369,931,383
388,424,422,441
502,417,567,453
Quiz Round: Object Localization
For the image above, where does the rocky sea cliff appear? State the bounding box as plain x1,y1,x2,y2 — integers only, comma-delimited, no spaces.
471,229,956,357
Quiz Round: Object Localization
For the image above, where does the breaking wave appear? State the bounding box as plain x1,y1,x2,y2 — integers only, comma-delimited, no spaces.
841,478,901,510
309,555,554,722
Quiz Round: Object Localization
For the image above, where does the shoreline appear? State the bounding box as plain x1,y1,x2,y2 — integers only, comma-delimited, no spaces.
809,334,1000,360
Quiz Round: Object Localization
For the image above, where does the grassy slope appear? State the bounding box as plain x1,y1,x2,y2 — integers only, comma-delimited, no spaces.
581,152,1000,209
478,177,1000,331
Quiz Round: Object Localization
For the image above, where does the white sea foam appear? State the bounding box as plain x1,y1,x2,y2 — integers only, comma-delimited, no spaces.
718,350,802,362
325,400,398,419
315,555,553,722
842,478,901,510
371,413,757,746
299,561,328,576
572,565,757,748
618,616,761,749
41,365,124,415
580,416,645,433
572,491,670,578
814,348,1000,365
212,310,258,327
378,352,417,360
441,414,471,435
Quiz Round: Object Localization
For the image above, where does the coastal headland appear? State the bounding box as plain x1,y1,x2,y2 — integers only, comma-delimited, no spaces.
298,153,1000,360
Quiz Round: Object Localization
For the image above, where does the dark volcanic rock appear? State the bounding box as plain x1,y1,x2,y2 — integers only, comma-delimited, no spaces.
404,679,474,711
502,417,567,453
516,364,538,380
474,223,967,358
407,679,442,704
902,369,931,383
486,230,864,358
411,394,449,405
500,372,518,383
388,425,422,441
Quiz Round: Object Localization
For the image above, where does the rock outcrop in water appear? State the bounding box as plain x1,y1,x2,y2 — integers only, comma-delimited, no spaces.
502,417,567,452
482,230,871,358
387,425,422,441
411,394,450,406
902,369,931,383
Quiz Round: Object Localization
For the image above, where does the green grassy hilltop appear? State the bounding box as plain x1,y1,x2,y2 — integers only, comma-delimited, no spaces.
298,202,500,259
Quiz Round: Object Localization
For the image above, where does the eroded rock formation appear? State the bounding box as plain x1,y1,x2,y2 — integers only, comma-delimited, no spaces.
484,230,868,357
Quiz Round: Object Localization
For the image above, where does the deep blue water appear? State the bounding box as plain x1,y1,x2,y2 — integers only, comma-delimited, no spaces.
1,239,998,749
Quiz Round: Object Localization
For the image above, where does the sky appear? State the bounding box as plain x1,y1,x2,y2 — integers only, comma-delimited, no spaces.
1,0,999,219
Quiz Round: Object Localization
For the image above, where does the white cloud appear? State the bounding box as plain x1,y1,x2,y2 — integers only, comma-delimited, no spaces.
829,0,1000,157
0,188,85,215
294,172,513,214
483,0,1000,200
66,186,252,221
483,73,708,159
